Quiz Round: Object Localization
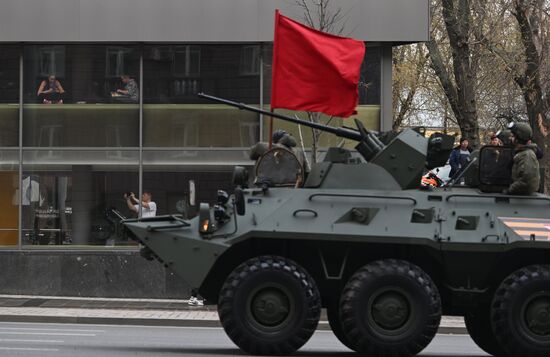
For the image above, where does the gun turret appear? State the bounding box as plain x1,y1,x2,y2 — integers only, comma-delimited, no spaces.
198,93,452,190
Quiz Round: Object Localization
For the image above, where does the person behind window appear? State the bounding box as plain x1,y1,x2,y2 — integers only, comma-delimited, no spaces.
37,75,65,104
125,190,157,218
112,75,139,103
449,137,472,178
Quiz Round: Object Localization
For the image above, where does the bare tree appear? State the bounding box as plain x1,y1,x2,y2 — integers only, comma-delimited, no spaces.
511,0,549,151
392,44,430,130
294,0,348,35
426,0,483,147
480,0,550,189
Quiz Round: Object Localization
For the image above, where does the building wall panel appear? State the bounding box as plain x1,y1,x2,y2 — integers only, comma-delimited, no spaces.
0,0,429,43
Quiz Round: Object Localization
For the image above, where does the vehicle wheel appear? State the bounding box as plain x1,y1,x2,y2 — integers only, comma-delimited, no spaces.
340,259,442,356
218,255,321,355
326,302,355,351
465,306,509,356
491,265,550,357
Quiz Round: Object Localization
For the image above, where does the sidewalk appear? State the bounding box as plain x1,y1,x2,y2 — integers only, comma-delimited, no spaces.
0,295,466,334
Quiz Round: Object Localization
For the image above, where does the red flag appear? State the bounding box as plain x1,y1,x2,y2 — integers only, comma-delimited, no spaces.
271,10,365,118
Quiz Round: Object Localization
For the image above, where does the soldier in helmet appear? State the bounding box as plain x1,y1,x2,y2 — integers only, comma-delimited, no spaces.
248,129,307,187
496,129,512,147
248,130,289,160
505,122,540,195
249,129,306,169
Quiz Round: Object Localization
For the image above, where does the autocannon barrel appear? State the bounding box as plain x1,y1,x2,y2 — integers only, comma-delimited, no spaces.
197,93,363,142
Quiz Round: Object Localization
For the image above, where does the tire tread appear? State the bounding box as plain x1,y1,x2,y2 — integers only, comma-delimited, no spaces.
340,259,441,357
218,255,321,355
491,264,550,357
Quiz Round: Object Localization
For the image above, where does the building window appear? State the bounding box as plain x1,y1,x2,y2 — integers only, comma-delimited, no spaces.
143,44,260,147
0,149,19,246
23,44,140,147
106,47,132,78
143,164,235,218
359,46,381,105
0,45,20,147
22,150,139,247
239,46,260,75
173,45,201,77
39,46,65,78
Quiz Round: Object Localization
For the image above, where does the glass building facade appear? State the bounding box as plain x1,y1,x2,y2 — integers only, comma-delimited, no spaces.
0,43,381,248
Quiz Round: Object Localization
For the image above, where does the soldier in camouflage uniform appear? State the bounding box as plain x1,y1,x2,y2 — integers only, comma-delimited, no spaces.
506,122,540,195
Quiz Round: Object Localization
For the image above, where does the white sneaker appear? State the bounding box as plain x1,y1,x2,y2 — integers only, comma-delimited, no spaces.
188,296,204,306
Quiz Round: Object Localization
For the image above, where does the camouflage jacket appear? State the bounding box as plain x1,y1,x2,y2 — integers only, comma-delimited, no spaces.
508,144,540,195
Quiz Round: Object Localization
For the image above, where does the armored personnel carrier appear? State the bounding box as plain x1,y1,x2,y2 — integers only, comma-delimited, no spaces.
123,94,550,357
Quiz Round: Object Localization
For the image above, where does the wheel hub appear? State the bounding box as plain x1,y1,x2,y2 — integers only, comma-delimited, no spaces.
524,295,550,336
371,291,410,330
251,288,290,327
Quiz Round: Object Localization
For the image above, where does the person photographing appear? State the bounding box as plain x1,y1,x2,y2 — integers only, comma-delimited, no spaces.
125,191,157,218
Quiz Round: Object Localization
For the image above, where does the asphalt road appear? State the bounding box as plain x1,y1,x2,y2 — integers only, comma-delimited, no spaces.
0,322,489,357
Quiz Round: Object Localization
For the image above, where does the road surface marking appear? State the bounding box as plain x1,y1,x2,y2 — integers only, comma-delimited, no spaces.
0,347,58,352
0,332,95,336
0,338,64,343
0,327,103,333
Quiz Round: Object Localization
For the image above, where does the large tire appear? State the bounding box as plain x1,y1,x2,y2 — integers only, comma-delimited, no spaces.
218,255,321,355
491,265,550,357
340,259,441,356
326,302,355,351
464,306,509,356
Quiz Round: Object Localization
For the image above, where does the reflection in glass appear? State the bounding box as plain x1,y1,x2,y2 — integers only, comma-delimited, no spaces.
0,149,19,246
0,45,20,147
359,46,381,105
22,150,138,247
143,44,260,147
144,167,234,219
23,44,140,147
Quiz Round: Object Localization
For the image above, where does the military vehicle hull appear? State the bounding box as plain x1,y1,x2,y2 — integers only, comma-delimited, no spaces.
124,186,550,356
123,93,550,356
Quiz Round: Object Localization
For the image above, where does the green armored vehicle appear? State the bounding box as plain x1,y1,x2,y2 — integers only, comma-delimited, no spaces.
123,94,550,357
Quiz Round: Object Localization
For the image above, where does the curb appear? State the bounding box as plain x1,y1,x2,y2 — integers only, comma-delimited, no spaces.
0,315,468,334
0,315,222,328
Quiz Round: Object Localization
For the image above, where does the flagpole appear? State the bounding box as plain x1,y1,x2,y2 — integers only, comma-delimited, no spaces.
269,10,280,150
268,109,274,149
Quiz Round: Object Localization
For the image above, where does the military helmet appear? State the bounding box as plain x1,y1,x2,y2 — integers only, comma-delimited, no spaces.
272,129,287,143
278,133,297,148
508,122,532,142
496,129,512,146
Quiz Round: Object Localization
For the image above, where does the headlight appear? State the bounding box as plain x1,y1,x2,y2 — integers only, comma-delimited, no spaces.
198,202,214,234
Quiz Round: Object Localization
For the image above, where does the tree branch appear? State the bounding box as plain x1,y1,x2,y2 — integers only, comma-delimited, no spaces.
425,40,461,119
